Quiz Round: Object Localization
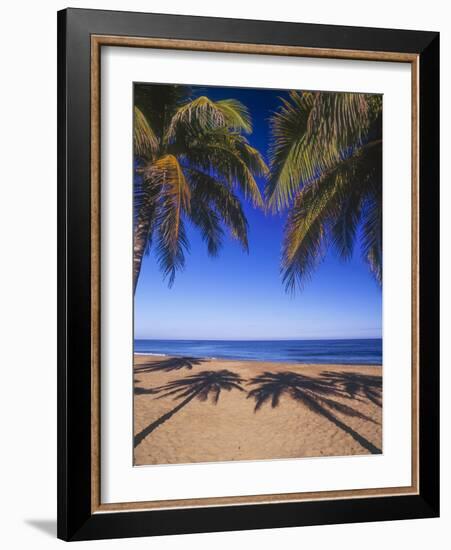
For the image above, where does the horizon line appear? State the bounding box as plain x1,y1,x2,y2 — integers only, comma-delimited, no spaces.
134,336,382,342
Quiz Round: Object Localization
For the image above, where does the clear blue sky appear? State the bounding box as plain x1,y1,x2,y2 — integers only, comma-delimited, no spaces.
134,85,382,341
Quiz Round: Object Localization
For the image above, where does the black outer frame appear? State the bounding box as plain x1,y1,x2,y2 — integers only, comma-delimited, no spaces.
57,8,439,541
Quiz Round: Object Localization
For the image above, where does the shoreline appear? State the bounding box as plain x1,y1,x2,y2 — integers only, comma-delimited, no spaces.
133,351,382,367
134,354,382,466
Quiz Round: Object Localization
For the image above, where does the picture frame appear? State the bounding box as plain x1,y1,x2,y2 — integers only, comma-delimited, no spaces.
57,7,439,541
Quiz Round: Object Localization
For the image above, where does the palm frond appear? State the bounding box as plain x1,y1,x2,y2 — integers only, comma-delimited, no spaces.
333,144,382,267
184,132,265,207
187,168,249,252
306,92,370,158
215,99,252,132
267,91,376,211
133,107,159,159
166,96,252,141
360,194,382,284
266,91,314,209
134,83,190,140
282,173,339,293
234,137,269,178
189,200,224,256
268,89,382,292
330,173,363,260
281,205,326,293
281,145,383,292
144,155,191,286
155,217,189,287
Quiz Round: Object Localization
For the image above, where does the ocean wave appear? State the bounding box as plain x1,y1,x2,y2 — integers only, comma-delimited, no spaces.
134,352,168,357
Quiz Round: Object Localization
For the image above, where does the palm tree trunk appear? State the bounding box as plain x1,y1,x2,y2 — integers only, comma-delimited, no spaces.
133,216,151,294
134,391,200,447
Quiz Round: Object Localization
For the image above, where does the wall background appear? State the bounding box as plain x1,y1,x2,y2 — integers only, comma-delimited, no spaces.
0,1,448,547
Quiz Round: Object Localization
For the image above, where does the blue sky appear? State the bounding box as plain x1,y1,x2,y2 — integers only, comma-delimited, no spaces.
134,85,382,341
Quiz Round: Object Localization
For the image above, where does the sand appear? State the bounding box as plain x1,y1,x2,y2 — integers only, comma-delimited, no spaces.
133,354,382,466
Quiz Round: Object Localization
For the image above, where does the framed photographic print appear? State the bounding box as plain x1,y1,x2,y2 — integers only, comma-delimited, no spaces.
57,8,439,541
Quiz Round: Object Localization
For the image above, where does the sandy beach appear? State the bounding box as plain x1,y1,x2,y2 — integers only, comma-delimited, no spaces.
133,354,382,466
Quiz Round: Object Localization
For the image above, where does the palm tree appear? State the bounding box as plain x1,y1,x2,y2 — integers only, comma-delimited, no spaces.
134,369,245,447
266,91,382,292
133,84,268,292
247,371,381,454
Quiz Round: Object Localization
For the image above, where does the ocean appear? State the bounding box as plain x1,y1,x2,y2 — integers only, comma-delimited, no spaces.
134,338,382,365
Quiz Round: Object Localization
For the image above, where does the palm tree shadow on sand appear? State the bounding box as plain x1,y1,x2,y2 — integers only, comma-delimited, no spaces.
320,371,382,407
134,386,159,395
134,370,245,448
135,356,205,374
247,371,381,455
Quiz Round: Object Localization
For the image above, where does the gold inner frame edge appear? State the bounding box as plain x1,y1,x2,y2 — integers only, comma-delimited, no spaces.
90,35,420,514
